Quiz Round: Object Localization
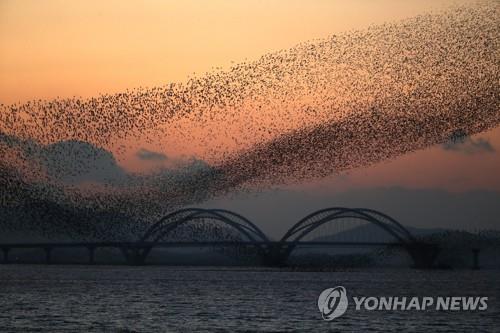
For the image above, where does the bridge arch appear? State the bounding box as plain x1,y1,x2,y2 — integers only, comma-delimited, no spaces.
281,207,415,244
130,208,268,265
140,208,268,243
272,207,440,268
125,207,436,268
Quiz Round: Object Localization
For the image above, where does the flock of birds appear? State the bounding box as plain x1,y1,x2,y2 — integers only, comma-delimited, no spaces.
0,3,498,241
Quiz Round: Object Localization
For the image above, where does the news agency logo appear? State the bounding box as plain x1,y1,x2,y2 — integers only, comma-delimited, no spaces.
318,286,488,321
317,286,348,321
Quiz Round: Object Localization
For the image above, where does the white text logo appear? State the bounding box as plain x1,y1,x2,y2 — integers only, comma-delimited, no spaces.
318,287,488,321
317,286,349,321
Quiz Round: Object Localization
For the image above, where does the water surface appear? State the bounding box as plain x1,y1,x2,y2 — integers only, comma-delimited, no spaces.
0,266,498,332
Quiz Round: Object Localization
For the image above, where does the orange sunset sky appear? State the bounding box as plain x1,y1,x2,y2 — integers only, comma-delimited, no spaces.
1,0,499,193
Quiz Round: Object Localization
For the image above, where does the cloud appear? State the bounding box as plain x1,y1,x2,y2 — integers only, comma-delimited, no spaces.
136,148,168,161
1,132,220,202
0,132,127,184
42,140,127,184
442,136,495,155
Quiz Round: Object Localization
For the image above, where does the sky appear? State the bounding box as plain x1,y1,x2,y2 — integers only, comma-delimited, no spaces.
1,0,499,232
0,0,470,104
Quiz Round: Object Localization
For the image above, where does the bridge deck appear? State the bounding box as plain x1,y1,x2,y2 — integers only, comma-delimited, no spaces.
0,240,415,266
0,241,403,249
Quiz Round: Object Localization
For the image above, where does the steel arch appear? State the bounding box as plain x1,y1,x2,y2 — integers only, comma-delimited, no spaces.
208,209,269,241
140,208,268,243
281,207,415,244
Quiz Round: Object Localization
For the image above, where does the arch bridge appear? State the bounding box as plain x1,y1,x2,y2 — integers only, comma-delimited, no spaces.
122,207,438,268
121,208,270,265
270,207,438,268
0,207,440,268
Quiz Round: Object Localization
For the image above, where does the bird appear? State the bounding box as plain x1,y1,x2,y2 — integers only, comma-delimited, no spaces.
0,2,498,243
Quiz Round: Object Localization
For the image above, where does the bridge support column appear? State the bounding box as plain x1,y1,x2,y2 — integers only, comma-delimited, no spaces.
120,247,132,265
1,247,10,264
407,242,440,269
261,243,293,266
472,248,480,270
44,247,53,264
87,246,96,265
137,247,151,265
120,246,148,265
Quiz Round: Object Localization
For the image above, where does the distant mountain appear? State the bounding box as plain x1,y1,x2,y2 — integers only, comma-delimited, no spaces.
311,223,447,243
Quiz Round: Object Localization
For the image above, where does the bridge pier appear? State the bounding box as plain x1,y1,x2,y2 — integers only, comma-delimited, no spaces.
87,246,96,265
137,247,152,265
120,247,133,265
472,248,480,270
260,243,293,266
120,246,149,265
44,247,53,264
406,242,440,269
2,247,10,264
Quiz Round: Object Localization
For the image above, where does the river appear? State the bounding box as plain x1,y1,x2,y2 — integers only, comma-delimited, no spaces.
0,265,498,332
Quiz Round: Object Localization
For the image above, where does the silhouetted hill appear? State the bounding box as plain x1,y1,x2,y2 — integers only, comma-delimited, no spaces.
311,223,447,243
